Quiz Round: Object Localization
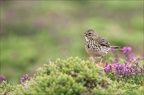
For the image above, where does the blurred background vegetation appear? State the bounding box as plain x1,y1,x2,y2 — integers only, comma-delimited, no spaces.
0,0,143,84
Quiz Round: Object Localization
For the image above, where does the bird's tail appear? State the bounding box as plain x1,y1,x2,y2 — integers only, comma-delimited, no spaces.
110,46,122,50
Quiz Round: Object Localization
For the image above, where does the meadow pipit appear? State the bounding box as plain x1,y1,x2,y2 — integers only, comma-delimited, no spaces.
84,29,119,63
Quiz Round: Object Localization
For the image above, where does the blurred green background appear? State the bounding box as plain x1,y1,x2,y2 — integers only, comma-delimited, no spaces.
0,0,143,84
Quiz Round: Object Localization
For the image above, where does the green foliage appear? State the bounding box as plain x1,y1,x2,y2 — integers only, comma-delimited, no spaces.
1,57,143,94
0,81,15,94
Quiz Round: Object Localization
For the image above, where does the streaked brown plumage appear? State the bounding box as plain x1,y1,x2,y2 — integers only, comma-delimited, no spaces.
84,29,119,63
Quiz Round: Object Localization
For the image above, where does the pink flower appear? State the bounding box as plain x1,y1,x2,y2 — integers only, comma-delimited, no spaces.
0,75,6,83
129,54,134,61
105,65,111,71
20,74,29,83
110,48,115,53
123,47,132,55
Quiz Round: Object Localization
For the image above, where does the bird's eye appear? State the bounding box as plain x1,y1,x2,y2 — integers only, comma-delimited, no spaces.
89,33,91,35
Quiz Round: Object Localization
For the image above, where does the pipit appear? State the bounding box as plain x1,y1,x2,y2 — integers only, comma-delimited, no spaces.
84,29,119,63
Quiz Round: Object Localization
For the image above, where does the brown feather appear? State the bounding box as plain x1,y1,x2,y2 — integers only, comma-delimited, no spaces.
96,36,110,47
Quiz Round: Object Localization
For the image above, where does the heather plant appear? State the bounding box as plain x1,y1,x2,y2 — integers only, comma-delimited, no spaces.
105,47,144,85
0,56,144,95
20,74,29,83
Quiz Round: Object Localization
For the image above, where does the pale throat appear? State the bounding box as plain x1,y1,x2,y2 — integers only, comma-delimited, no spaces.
85,36,89,41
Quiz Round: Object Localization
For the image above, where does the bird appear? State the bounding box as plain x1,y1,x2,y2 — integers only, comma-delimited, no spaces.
84,29,119,63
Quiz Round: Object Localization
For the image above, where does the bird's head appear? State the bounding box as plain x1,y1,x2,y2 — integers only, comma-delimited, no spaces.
84,29,98,41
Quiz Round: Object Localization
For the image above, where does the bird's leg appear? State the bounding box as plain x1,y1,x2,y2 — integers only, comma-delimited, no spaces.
96,57,104,69
92,57,96,63
99,56,104,64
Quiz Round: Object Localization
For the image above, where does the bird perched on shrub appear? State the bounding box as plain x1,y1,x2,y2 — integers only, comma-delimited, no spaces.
84,29,119,63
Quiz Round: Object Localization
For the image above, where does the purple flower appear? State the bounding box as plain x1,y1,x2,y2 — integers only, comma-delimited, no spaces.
20,74,29,83
122,66,129,74
110,48,115,53
105,65,111,71
113,58,119,63
131,64,136,68
137,69,142,73
115,64,123,70
117,75,121,78
112,63,122,70
125,62,129,65
112,63,116,69
129,54,134,61
123,47,132,55
0,75,6,83
130,68,135,75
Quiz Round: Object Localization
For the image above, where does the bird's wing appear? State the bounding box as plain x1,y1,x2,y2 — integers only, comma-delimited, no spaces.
96,36,110,47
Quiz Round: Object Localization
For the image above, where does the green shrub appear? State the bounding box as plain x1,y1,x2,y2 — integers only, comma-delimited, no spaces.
1,57,144,95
